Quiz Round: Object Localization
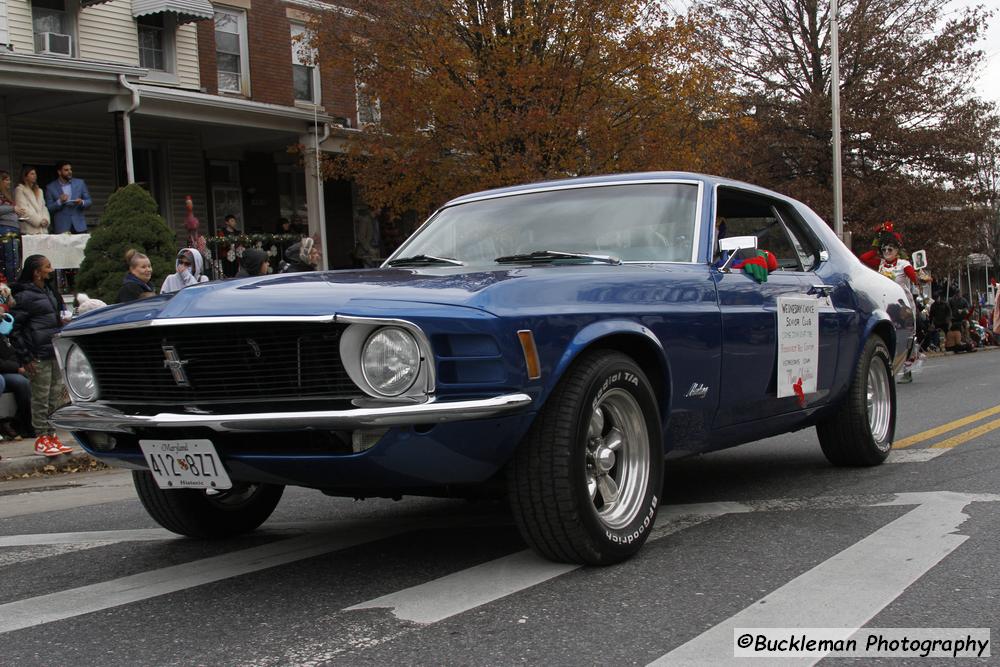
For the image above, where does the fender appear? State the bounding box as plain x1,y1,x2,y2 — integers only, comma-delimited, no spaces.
546,319,672,424
860,310,908,373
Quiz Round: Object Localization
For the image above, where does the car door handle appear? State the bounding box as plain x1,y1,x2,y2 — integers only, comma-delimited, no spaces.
809,284,835,296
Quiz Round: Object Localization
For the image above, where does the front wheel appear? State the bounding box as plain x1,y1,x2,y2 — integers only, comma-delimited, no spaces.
133,471,284,538
508,350,663,565
816,336,895,466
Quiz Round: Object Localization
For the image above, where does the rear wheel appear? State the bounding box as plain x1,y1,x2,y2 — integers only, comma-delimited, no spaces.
508,350,663,565
816,336,894,466
133,471,284,538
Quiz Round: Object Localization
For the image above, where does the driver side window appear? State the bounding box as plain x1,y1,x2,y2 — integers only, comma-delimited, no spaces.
715,189,820,271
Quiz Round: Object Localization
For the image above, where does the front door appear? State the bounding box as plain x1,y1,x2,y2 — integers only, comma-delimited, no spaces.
713,270,817,427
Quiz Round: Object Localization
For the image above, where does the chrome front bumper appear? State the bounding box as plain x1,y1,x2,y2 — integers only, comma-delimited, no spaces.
50,393,534,434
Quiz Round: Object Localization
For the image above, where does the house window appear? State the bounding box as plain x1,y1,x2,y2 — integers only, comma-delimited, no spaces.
215,8,249,94
278,165,308,224
356,80,380,126
290,23,320,104
32,0,75,56
137,14,176,72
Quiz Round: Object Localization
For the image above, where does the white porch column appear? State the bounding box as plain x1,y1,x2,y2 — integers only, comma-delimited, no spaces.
299,131,329,270
0,0,10,47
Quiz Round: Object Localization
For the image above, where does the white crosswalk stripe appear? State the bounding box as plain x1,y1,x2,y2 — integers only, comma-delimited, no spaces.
1,489,997,655
649,492,983,666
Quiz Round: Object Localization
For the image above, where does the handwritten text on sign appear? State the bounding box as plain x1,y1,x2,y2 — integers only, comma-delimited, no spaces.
776,297,819,399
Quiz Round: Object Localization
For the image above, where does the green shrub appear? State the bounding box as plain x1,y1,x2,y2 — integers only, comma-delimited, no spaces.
75,184,178,303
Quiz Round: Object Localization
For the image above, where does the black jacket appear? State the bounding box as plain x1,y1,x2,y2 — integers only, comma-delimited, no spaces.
280,242,315,273
929,300,951,327
948,295,970,320
235,249,269,278
11,282,64,362
118,273,156,303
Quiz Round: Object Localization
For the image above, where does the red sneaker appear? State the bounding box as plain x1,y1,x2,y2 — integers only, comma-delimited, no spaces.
33,436,61,457
50,435,73,454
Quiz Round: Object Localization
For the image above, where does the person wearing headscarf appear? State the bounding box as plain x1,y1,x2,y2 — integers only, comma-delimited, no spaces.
161,247,210,294
235,248,270,278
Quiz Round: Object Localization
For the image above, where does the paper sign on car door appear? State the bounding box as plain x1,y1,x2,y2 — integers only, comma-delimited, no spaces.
777,296,819,399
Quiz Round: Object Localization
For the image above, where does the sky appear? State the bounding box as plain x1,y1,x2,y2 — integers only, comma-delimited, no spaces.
665,0,1000,104
960,0,1000,103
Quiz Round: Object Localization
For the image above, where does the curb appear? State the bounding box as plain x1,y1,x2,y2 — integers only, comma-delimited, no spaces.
0,451,98,479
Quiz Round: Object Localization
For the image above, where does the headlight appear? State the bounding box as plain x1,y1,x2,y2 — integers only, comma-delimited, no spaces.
361,327,421,396
65,344,97,401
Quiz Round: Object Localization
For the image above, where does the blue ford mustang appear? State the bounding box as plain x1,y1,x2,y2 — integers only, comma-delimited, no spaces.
53,172,912,565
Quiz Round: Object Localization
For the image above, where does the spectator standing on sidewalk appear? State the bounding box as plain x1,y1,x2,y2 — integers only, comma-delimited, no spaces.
946,290,975,353
161,248,210,294
235,248,269,278
11,255,73,457
44,161,91,234
14,167,50,235
220,214,241,278
280,237,320,273
117,249,157,303
0,171,25,279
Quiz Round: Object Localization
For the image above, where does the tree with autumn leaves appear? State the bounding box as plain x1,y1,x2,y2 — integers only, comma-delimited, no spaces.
311,0,999,268
313,0,739,243
696,0,999,266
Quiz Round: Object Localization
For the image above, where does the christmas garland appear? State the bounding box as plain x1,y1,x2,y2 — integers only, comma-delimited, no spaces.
205,233,305,264
206,233,302,248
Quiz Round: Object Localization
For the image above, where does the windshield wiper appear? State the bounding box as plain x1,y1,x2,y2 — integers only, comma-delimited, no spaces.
386,254,464,267
494,250,622,265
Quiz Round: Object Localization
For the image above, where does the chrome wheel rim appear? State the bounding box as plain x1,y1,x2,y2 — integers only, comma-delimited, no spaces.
866,357,892,449
585,388,650,530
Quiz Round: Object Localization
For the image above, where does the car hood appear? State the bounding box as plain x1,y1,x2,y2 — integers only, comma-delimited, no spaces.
63,264,685,332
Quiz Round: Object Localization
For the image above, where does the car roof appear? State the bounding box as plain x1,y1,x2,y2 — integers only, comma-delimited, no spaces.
443,171,794,208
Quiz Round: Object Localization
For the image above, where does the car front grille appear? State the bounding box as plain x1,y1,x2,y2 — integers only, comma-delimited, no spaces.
74,322,360,403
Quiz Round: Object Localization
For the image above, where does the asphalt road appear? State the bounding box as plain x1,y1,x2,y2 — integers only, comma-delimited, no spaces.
1,351,998,666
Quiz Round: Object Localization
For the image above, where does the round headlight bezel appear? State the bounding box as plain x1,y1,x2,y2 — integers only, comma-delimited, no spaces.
65,343,98,401
360,326,422,397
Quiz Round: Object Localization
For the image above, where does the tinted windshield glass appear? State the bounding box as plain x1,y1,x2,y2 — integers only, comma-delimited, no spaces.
394,183,700,265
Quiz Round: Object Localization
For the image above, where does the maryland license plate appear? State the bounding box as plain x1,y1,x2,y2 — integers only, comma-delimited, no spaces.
138,439,233,490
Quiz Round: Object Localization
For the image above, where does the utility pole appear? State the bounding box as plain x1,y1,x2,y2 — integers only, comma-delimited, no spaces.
830,0,844,240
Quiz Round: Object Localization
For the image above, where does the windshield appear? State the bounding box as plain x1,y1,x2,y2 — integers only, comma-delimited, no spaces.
392,183,700,265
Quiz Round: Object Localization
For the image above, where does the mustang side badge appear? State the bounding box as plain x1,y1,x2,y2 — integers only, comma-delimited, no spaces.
684,382,710,399
162,345,192,387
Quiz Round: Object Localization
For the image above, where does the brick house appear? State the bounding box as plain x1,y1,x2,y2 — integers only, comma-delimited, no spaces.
0,0,378,269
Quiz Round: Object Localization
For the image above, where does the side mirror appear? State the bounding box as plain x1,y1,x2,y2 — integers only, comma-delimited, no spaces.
718,235,758,273
719,235,758,254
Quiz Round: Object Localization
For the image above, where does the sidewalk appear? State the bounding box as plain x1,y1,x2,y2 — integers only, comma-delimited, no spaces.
0,431,103,479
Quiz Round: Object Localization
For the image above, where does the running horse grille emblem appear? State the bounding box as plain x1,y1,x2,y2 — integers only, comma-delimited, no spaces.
162,345,191,387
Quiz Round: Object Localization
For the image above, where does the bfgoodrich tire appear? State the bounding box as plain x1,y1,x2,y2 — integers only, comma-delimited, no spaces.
816,336,895,466
508,350,663,565
133,471,284,538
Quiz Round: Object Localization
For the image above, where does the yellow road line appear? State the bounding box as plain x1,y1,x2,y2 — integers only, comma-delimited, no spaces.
930,417,1000,449
894,404,1000,449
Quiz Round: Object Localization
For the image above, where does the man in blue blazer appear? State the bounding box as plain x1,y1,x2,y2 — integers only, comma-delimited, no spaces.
45,161,91,233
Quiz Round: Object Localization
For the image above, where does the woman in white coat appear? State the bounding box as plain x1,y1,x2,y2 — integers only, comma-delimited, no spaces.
14,167,50,235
